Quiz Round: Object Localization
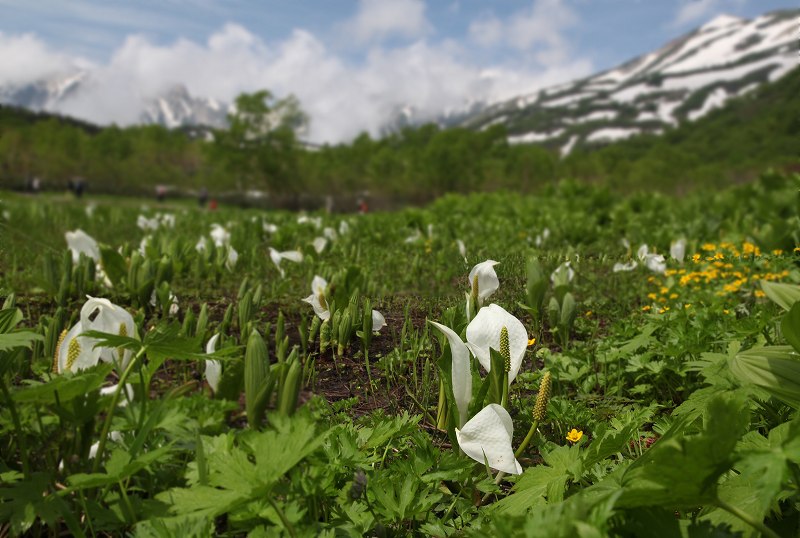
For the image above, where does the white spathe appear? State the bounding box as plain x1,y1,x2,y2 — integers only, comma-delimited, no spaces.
456,403,522,475
637,244,666,274
465,304,527,385
210,224,230,247
56,321,102,374
371,310,387,332
468,260,500,304
550,261,575,285
65,229,100,263
312,237,328,254
204,334,221,394
302,275,330,321
429,321,472,428
456,239,467,263
80,296,137,369
269,247,303,277
613,260,638,272
670,238,687,262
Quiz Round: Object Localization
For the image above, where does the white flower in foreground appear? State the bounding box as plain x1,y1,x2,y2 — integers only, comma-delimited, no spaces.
465,304,528,385
456,239,467,263
371,310,387,332
613,260,638,272
456,404,522,475
670,238,687,263
269,247,304,277
55,321,102,373
204,334,221,394
65,229,100,263
210,224,230,247
429,321,472,427
302,276,330,321
468,260,500,306
81,296,137,368
550,261,575,285
312,237,328,254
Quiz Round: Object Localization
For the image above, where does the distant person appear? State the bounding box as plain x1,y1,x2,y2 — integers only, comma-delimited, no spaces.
155,185,167,202
209,198,218,211
198,187,209,208
31,177,41,194
73,178,85,198
358,197,368,214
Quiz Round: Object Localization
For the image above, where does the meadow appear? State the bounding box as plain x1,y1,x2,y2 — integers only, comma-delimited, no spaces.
1,169,799,537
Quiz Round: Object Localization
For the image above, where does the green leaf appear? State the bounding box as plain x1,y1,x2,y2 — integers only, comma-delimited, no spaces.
99,246,127,288
0,308,23,333
760,280,800,311
781,302,800,353
730,346,800,408
617,394,749,509
0,331,43,352
12,364,114,405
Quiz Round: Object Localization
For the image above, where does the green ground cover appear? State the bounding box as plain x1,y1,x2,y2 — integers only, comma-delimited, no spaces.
0,169,799,536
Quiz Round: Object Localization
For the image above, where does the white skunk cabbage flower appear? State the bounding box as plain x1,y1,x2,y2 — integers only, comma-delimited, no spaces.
429,321,472,427
269,247,303,277
456,404,522,475
613,260,638,272
302,276,330,321
550,261,574,285
263,222,279,234
468,260,500,306
139,236,150,256
339,220,350,236
226,246,238,271
323,226,338,241
670,238,687,263
137,215,159,231
404,229,422,244
312,237,328,254
204,334,221,394
65,229,100,263
456,239,467,263
534,228,550,247
195,236,207,252
371,310,387,332
466,304,527,385
56,321,102,373
149,290,180,316
298,215,322,228
210,224,230,247
84,204,96,218
158,213,175,228
80,296,137,368
637,244,666,274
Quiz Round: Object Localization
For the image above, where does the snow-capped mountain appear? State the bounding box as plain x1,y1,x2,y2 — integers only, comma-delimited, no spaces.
139,85,230,129
0,71,86,111
458,9,799,156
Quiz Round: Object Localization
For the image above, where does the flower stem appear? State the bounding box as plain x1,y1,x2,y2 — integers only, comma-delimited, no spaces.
0,377,30,478
480,419,540,505
92,346,146,474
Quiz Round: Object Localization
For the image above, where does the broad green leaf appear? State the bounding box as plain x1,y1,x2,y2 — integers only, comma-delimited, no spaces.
0,331,43,352
12,364,114,405
99,246,127,288
0,308,23,334
617,394,749,509
730,346,800,408
781,302,800,353
761,280,800,311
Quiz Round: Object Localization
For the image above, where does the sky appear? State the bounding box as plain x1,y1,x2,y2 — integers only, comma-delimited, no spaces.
0,0,797,142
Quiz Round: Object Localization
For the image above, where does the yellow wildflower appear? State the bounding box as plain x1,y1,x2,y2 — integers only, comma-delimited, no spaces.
702,243,716,252
566,429,583,443
527,338,536,347
642,305,651,312
754,290,765,298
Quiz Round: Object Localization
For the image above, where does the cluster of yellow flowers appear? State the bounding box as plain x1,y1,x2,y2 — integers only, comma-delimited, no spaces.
642,241,791,313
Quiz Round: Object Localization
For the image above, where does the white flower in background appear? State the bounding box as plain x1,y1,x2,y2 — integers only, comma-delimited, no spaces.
298,215,322,228
429,321,472,427
339,220,350,236
210,224,230,247
371,310,387,332
613,260,638,272
302,276,330,321
323,226,338,241
263,222,278,234
468,260,500,306
204,334,221,394
139,236,150,255
534,228,550,247
158,213,175,228
670,238,687,263
137,215,159,231
312,237,328,254
456,239,467,263
225,246,238,271
465,304,528,385
195,236,208,253
65,229,100,263
84,204,96,218
637,244,666,274
550,261,575,285
99,383,135,407
426,224,435,239
150,290,180,316
404,229,422,243
456,404,522,475
268,247,303,277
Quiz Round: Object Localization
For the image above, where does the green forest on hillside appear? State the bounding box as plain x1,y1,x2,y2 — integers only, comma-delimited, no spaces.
1,68,798,203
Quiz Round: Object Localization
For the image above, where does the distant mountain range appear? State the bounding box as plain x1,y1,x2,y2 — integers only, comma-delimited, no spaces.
0,8,796,148
457,9,799,155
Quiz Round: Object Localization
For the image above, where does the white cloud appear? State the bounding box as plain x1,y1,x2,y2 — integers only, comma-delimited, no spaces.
342,0,431,44
468,0,579,66
672,0,746,28
0,22,592,143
